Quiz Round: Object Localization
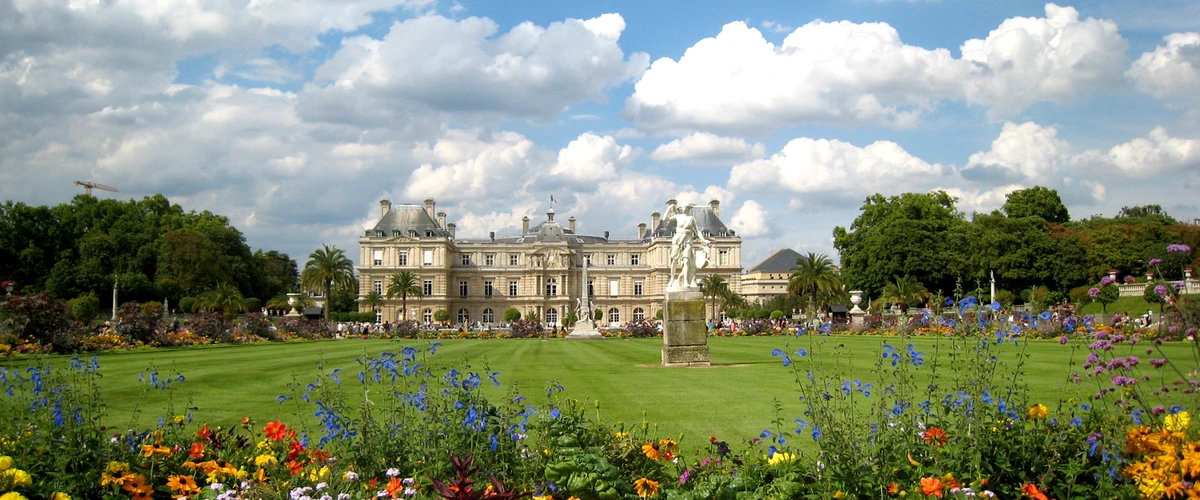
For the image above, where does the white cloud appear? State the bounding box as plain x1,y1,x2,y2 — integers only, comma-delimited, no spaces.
759,20,791,33
307,13,649,123
962,122,1073,184
729,200,769,237
624,4,1127,133
403,129,541,203
1127,32,1200,108
548,133,636,186
1106,127,1200,177
728,137,945,195
650,132,765,165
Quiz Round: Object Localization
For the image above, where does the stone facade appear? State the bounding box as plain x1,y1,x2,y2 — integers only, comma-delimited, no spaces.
357,198,742,327
740,248,802,303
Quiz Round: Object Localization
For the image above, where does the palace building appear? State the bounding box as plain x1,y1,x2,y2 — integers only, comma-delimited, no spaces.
356,198,742,327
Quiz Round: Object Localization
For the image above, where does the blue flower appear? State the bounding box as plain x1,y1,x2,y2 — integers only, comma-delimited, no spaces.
1039,311,1052,321
760,429,774,438
549,407,561,419
489,371,501,387
944,297,954,306
811,425,821,440
990,301,1001,311
795,348,808,357
794,418,809,433
490,434,499,451
770,348,792,367
1070,417,1083,428
841,381,852,395
276,395,290,404
906,344,925,366
1171,405,1185,414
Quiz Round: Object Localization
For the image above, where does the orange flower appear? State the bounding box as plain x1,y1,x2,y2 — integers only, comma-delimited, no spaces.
385,477,404,498
888,483,900,494
264,421,288,441
923,428,948,447
942,473,962,490
167,474,201,496
189,442,205,459
641,442,662,460
1021,483,1049,500
920,477,944,498
634,477,660,498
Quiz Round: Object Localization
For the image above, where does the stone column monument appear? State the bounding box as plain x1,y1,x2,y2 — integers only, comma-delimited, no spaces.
566,256,604,340
662,201,711,367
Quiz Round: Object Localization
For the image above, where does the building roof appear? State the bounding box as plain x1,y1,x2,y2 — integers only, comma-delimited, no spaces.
370,205,451,238
651,205,733,238
747,248,803,273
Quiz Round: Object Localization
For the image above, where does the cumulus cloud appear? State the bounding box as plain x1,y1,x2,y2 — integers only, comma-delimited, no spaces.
548,133,637,186
307,13,649,123
728,137,946,197
729,200,769,237
623,4,1127,133
962,122,1074,184
1106,127,1200,177
403,129,542,203
650,132,765,165
1127,32,1200,108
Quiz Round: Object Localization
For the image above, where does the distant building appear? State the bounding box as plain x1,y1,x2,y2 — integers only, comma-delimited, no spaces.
356,198,742,327
740,248,802,303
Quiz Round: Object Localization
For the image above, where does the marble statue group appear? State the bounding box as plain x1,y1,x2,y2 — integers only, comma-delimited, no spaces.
665,201,711,291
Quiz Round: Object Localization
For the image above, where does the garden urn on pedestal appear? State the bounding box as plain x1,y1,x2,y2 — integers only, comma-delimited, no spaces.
286,293,303,317
849,290,866,325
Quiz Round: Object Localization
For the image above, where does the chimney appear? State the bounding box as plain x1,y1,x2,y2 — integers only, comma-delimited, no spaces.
709,199,720,218
650,211,661,235
447,222,456,238
637,222,646,239
489,231,495,242
380,199,392,219
437,211,446,229
568,216,576,233
424,198,436,220
522,216,530,234
604,230,609,240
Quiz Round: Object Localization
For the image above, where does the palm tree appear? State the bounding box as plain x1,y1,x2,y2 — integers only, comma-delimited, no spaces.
195,282,248,319
386,271,424,321
879,275,931,314
301,244,356,320
362,291,384,315
699,274,731,320
788,252,843,311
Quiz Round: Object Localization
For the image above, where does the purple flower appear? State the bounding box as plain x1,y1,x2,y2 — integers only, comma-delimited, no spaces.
1150,258,1164,267
1124,275,1136,283
1088,287,1101,297
1112,375,1137,387
1150,358,1169,368
1100,276,1116,286
1167,244,1192,253
1175,282,1187,291
1155,285,1169,297
1058,334,1069,345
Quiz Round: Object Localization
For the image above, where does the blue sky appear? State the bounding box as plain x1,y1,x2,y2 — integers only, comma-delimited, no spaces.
2,0,1199,268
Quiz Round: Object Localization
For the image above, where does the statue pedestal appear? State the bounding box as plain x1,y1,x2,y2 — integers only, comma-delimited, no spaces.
662,290,710,367
566,318,605,340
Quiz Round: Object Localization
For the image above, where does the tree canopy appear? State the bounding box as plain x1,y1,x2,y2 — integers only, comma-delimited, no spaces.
1002,186,1070,223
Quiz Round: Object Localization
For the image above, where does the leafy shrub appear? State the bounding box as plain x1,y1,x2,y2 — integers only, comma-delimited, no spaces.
116,301,163,345
509,318,543,338
740,318,771,335
238,312,273,340
769,309,784,319
993,289,1016,308
434,309,451,323
245,297,261,312
625,318,658,338
503,308,521,322
68,293,100,323
276,317,331,339
178,296,195,314
0,292,79,353
188,310,231,343
392,320,420,338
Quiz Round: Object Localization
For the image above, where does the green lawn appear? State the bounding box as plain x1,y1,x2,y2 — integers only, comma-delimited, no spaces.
5,335,1192,450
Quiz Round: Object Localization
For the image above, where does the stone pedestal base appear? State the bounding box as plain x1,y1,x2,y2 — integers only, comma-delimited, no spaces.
566,318,605,340
850,311,866,325
662,290,710,367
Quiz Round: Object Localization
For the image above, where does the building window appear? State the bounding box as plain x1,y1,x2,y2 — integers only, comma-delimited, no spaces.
606,254,615,265
373,249,383,266
459,281,468,297
422,308,432,323
461,254,470,266
399,251,408,266
457,308,469,323
546,308,558,327
587,279,594,297
545,278,558,297
376,310,383,323
633,307,644,321
509,254,518,266
585,254,592,265
423,250,433,266
423,280,433,296
509,280,519,296
483,308,494,323
631,254,640,265
718,249,728,266
373,280,382,295
485,254,495,266
608,307,620,324
634,280,643,297
609,278,619,296
484,280,493,297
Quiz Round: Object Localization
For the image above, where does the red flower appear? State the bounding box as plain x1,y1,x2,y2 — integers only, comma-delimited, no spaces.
189,442,205,459
922,427,948,447
1022,483,1049,500
264,420,288,441
385,477,404,498
920,477,944,498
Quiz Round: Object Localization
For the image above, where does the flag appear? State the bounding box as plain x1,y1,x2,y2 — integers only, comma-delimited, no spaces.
550,195,557,204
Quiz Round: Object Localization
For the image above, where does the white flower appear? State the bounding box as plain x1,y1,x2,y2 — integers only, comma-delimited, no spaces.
386,468,400,477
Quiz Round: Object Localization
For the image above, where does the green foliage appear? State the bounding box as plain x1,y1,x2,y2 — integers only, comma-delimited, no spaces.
0,292,79,353
523,311,541,322
769,310,784,319
788,252,844,311
244,297,261,312
116,301,163,344
361,291,384,312
68,292,100,323
386,271,423,321
503,308,522,323
300,244,356,320
1002,186,1070,223
331,312,376,323
1095,283,1120,313
655,309,663,320
1117,204,1177,225
434,309,451,322
879,274,931,312
993,289,1016,308
699,274,731,319
194,282,248,318
178,296,195,314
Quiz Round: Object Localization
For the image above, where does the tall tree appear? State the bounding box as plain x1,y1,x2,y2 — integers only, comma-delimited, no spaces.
1002,186,1070,223
879,275,931,313
787,252,843,312
194,282,248,319
699,274,730,320
301,245,356,320
386,271,424,321
362,291,385,315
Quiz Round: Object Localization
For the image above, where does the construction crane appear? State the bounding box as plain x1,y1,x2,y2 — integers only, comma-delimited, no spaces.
73,180,118,197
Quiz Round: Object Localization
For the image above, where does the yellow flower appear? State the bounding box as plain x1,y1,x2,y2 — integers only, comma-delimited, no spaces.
172,415,187,425
166,474,200,495
0,456,11,471
255,454,278,467
767,452,797,465
0,492,28,500
50,493,70,500
1166,412,1192,433
834,491,845,499
615,431,628,439
1,468,32,488
634,477,660,498
1027,404,1049,420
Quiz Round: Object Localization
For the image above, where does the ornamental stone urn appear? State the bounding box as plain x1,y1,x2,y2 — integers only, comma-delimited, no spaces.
849,290,866,325
286,293,303,317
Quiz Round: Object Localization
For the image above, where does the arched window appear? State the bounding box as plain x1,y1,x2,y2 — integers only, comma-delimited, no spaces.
545,278,558,296
608,307,620,324
483,308,495,324
633,308,644,321
546,308,558,327
457,308,470,323
422,308,432,323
